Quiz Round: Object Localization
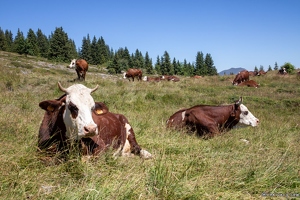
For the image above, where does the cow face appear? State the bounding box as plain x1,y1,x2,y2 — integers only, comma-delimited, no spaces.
68,59,76,69
58,82,99,140
238,104,259,127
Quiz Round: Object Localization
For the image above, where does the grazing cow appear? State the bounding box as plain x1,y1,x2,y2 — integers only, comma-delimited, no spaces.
161,75,180,82
237,80,259,88
249,71,259,76
232,70,250,85
278,67,287,75
38,82,152,159
142,76,162,82
166,97,259,138
68,59,89,81
123,68,143,81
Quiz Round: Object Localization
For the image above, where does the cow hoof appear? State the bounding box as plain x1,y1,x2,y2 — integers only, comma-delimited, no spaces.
140,149,152,159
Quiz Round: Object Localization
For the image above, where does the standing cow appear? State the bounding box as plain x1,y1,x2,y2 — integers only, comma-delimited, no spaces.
38,82,152,159
123,68,143,81
68,59,88,81
232,70,250,85
166,97,259,138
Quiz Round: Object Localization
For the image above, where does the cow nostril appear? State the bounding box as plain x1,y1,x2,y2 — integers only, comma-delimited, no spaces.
84,124,97,135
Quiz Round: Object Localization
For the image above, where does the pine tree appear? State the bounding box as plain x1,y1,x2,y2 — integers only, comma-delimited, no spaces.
80,34,92,62
267,65,272,71
274,62,278,70
36,29,49,58
48,27,71,62
98,36,109,64
144,51,153,74
155,56,161,74
5,30,13,51
161,51,172,75
90,36,100,65
205,53,217,75
13,29,26,55
195,51,206,75
26,28,39,56
0,28,7,51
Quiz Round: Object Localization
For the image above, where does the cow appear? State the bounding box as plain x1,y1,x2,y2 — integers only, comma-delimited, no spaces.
123,68,143,81
232,70,250,85
237,80,259,88
161,75,180,82
257,70,267,76
38,82,152,159
249,71,259,76
278,67,287,75
191,75,202,79
166,97,259,138
142,76,162,82
67,59,88,81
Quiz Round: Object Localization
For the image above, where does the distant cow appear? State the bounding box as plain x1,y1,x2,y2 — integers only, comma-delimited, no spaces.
278,67,287,75
237,80,259,88
123,68,143,81
161,75,180,82
142,76,162,82
232,70,249,85
166,97,259,138
68,59,88,81
249,71,259,76
38,82,152,159
191,75,202,79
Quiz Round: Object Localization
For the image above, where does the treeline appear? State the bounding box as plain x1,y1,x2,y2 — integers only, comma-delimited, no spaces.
0,26,218,76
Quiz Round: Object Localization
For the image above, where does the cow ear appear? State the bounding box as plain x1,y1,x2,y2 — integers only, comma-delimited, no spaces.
94,102,109,115
39,100,60,112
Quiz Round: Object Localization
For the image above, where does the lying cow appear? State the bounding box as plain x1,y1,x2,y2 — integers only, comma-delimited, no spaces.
68,59,88,81
161,75,180,82
166,97,259,138
123,68,143,81
232,70,249,85
237,80,259,88
249,71,259,76
38,82,152,159
142,76,162,82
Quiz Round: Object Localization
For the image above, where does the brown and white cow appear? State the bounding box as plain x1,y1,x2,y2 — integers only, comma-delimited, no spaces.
123,68,143,81
232,70,250,85
38,82,152,159
142,76,162,82
249,71,259,76
166,97,259,138
257,70,267,76
68,59,88,81
161,75,180,82
237,80,259,88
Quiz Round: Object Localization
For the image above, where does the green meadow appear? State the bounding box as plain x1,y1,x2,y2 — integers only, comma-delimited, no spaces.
0,51,299,199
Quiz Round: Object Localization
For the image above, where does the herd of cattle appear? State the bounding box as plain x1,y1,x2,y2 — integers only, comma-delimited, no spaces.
37,58,266,161
38,59,299,160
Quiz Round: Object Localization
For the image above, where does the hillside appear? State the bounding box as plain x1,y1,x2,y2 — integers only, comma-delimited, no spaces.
218,67,247,75
0,51,300,199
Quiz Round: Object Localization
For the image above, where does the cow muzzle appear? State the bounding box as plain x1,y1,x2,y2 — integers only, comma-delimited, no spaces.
83,124,98,137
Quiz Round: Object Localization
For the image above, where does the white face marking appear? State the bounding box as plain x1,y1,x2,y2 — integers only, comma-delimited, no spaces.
142,76,147,81
123,72,127,79
63,84,98,140
181,111,186,121
68,59,76,69
238,104,259,127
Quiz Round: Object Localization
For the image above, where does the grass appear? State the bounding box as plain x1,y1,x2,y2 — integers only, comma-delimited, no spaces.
0,51,300,199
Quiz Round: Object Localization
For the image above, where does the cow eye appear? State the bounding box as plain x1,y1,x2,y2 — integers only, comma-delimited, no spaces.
243,111,248,115
68,101,78,118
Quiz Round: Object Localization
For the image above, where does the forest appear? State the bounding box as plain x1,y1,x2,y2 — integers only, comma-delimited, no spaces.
0,26,218,76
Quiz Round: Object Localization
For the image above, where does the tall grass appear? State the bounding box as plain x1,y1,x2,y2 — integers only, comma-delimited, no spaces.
0,51,299,199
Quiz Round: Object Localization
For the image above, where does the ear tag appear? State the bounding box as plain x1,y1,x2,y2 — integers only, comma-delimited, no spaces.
96,109,103,115
47,105,54,112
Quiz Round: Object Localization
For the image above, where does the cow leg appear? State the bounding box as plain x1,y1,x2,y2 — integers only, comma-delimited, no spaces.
75,68,81,80
82,71,86,81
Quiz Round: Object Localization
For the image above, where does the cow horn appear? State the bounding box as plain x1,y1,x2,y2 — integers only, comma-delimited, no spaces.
236,96,243,106
57,82,68,93
90,85,99,93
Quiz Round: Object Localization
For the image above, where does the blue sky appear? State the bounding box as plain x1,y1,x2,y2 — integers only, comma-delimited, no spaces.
1,0,299,72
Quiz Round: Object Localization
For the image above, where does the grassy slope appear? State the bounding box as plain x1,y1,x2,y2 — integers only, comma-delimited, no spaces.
0,51,299,199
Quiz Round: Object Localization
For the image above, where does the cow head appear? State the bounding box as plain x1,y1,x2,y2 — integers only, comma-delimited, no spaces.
58,82,99,140
67,59,76,69
238,104,259,127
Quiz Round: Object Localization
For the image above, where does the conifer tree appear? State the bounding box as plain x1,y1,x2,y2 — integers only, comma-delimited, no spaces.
195,51,206,75
155,56,161,74
36,29,49,58
90,36,100,65
48,27,70,62
13,29,27,55
98,36,109,64
144,51,153,74
161,51,172,75
5,30,13,51
0,28,7,51
80,34,92,62
274,62,278,70
26,28,39,56
205,53,217,75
